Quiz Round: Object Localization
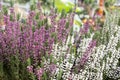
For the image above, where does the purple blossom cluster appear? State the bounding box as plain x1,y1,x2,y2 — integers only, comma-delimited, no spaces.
71,40,96,72
27,65,33,73
0,3,74,79
79,40,96,66
80,21,90,34
0,5,73,57
36,68,44,80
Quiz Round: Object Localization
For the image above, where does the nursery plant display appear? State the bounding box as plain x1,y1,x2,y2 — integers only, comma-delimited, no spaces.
0,0,120,80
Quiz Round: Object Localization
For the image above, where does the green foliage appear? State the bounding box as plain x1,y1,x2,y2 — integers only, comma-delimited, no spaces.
57,69,63,80
93,30,102,46
18,0,30,3
103,71,113,80
0,55,30,80
116,40,120,50
70,27,73,36
83,0,95,5
105,0,116,8
42,72,48,80
55,0,74,12
118,18,120,26
30,4,36,11
17,13,20,21
2,6,8,15
8,0,14,7
117,58,120,67
60,9,67,18
74,20,82,26
0,62,4,79
3,0,30,3
10,15,13,21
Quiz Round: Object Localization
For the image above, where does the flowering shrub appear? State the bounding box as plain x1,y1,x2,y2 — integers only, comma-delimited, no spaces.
0,1,120,80
57,9,120,80
0,2,74,80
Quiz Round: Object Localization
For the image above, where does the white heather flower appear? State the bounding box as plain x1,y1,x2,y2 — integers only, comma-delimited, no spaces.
0,25,5,30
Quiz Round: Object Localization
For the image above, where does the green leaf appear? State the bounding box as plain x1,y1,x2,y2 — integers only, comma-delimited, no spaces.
2,6,8,15
116,40,120,50
70,27,73,36
27,58,31,66
17,13,20,21
75,7,82,13
53,59,57,64
50,54,53,63
108,51,112,58
43,72,47,80
118,18,120,26
30,4,36,11
32,26,35,32
65,22,69,29
74,20,82,26
35,13,39,20
10,15,13,21
55,0,74,12
57,69,63,80
10,0,14,7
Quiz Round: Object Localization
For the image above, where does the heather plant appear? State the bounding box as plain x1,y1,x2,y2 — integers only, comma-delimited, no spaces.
0,1,120,80
47,7,120,80
0,2,75,80
54,8,120,80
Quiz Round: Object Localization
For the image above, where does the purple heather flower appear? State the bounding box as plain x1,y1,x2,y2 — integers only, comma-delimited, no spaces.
39,15,45,21
80,40,96,66
49,64,57,73
0,4,75,78
49,14,57,26
57,18,67,42
80,22,90,34
27,11,36,26
29,11,35,17
4,15,9,24
27,65,33,73
10,7,14,14
37,2,42,10
88,40,96,49
33,20,37,26
72,40,97,71
36,68,44,80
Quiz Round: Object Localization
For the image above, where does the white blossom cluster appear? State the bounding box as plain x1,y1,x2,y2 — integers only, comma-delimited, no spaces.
51,9,120,80
72,10,120,80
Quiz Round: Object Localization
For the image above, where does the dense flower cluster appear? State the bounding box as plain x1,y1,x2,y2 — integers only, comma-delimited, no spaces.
0,1,120,80
0,2,74,79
